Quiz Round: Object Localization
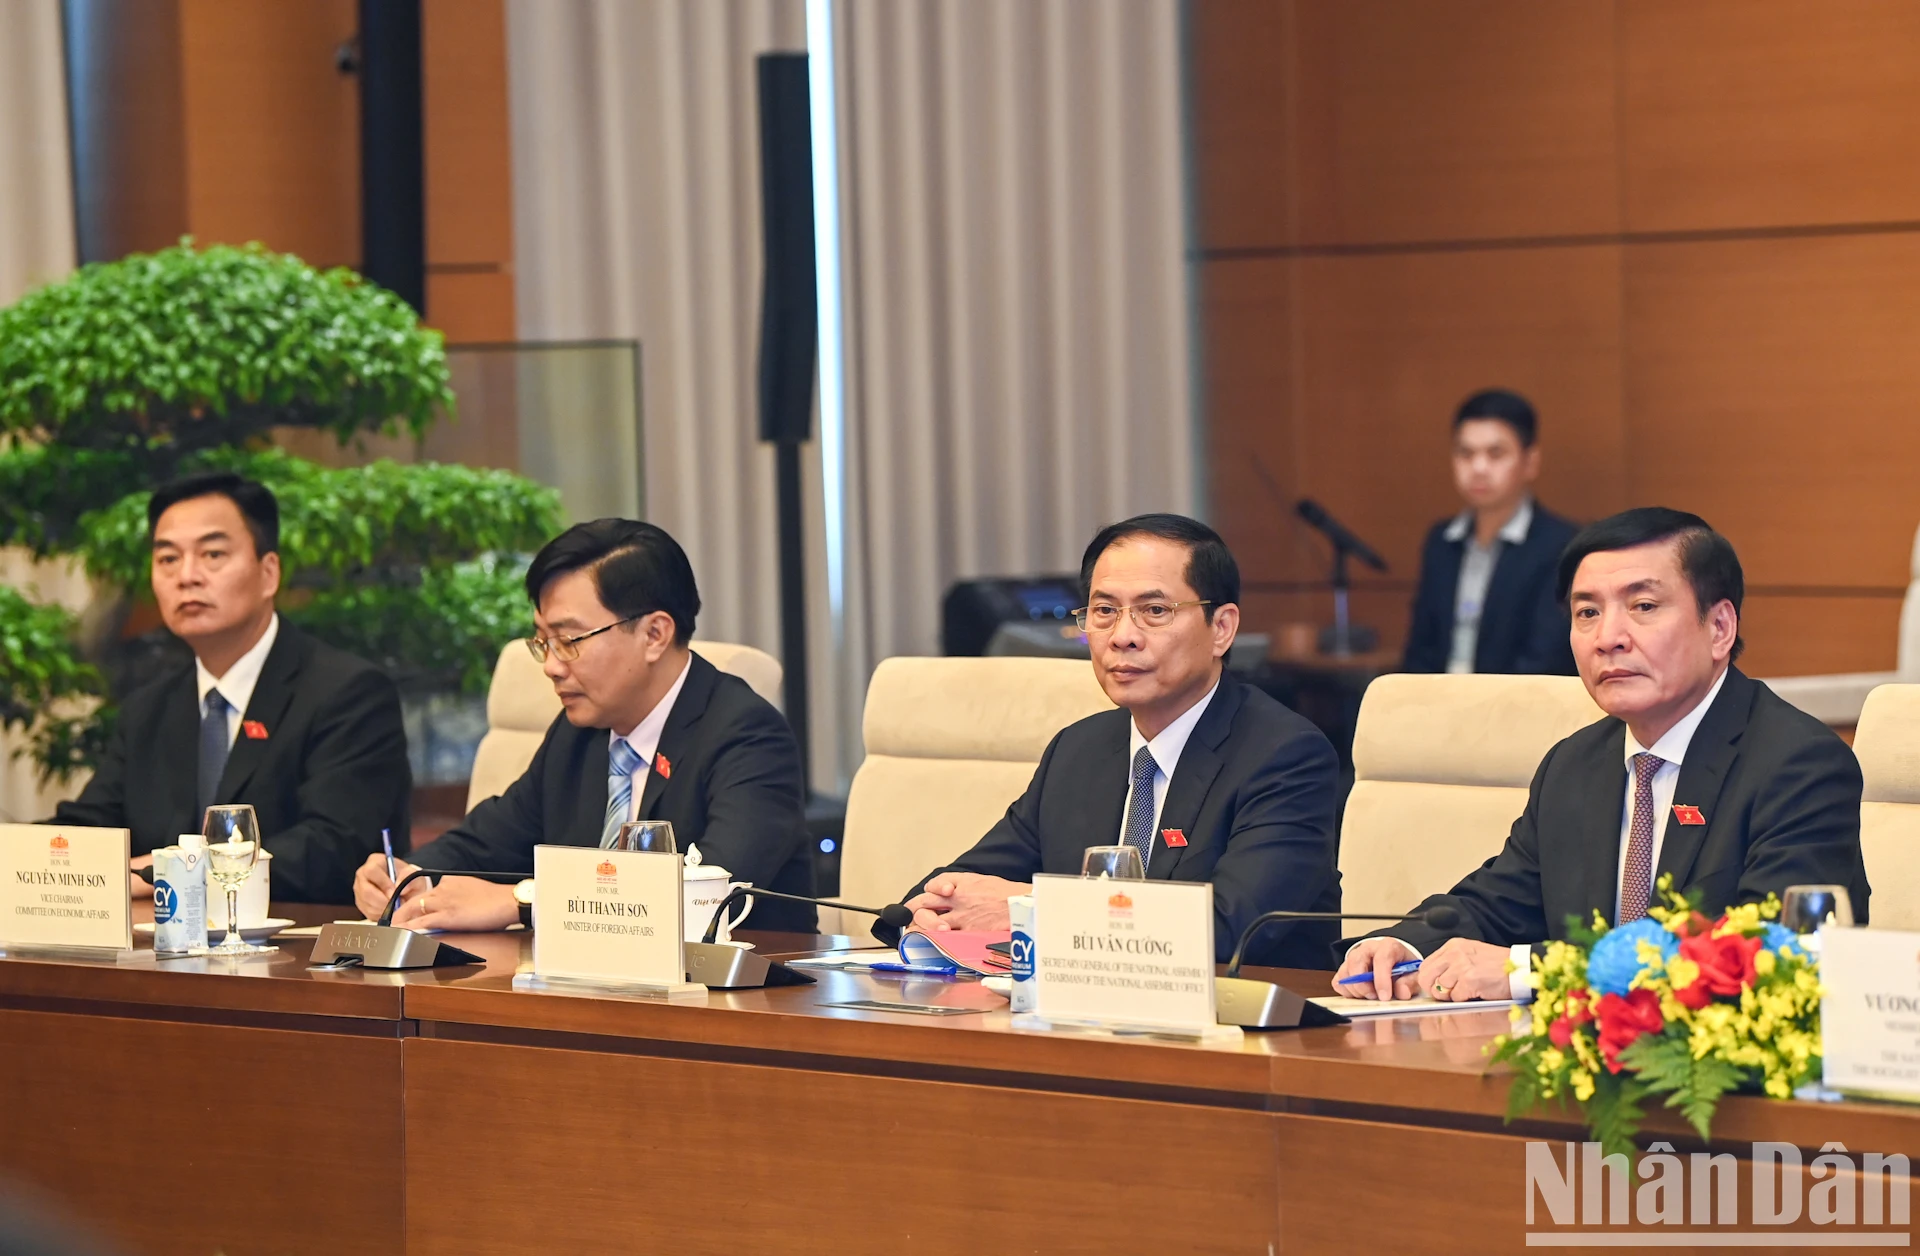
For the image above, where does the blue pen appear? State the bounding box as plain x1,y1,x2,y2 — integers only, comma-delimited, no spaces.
1337,958,1422,985
869,962,962,977
381,828,396,883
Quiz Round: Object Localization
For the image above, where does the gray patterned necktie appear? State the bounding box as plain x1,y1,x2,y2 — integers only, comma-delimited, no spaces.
1122,745,1159,870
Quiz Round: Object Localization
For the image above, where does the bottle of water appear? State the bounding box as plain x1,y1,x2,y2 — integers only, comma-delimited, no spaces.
1008,894,1037,1013
152,835,208,954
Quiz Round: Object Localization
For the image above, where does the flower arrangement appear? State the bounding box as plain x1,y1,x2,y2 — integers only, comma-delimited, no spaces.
1488,876,1822,1161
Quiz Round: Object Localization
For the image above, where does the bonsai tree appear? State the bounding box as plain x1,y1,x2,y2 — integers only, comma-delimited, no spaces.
0,241,562,781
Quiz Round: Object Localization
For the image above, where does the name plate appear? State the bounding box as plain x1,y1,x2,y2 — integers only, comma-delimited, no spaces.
0,824,133,952
1031,874,1217,1033
531,845,695,991
1819,926,1920,1103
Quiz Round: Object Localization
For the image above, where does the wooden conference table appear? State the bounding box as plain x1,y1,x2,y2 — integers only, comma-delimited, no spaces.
3,905,1916,1255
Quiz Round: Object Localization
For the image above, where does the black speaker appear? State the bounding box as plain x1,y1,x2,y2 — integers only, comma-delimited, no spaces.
756,53,817,445
357,0,425,315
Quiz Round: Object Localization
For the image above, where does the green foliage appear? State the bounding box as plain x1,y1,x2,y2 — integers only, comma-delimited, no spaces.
0,586,107,784
1584,1071,1648,1173
0,240,452,457
1617,1034,1743,1144
75,447,561,592
287,556,533,693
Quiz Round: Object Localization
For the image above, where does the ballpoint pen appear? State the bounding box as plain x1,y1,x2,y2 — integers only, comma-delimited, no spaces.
1336,958,1423,985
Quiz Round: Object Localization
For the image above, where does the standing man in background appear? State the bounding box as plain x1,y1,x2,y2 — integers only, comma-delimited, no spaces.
1403,388,1579,676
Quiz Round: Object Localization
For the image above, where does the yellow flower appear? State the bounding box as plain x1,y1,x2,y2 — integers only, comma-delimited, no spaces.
1754,949,1776,978
1571,1068,1595,1102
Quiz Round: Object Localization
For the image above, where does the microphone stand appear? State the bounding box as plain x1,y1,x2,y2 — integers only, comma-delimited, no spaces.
1214,907,1459,1030
688,886,915,989
306,867,522,970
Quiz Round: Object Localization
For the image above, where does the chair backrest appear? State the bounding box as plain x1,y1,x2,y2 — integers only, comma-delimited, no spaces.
1340,673,1605,918
1899,523,1920,678
1853,684,1920,929
463,639,786,813
831,657,1114,935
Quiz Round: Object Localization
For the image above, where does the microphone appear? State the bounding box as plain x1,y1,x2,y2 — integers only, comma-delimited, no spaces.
1295,499,1388,571
702,885,912,944
378,867,525,926
307,866,521,970
1225,905,1460,978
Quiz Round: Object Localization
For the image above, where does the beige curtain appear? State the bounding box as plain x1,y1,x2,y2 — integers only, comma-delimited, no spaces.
506,0,806,667
824,0,1194,779
0,0,83,819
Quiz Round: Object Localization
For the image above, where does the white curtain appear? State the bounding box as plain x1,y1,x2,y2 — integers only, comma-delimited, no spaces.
0,0,74,306
0,0,82,820
825,0,1194,779
507,0,806,666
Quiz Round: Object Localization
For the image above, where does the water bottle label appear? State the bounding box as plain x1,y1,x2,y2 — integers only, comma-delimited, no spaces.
1011,929,1034,981
154,881,178,924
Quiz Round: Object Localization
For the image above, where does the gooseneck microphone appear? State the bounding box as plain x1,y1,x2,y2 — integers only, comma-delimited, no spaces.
1224,905,1461,978
1294,499,1388,571
702,885,913,945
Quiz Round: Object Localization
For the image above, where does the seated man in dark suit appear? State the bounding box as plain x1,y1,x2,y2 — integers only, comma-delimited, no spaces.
53,472,410,903
353,519,815,932
890,514,1341,967
1338,507,1869,1002
1403,389,1579,676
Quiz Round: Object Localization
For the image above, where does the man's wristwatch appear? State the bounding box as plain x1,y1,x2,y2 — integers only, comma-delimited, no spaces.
513,879,535,928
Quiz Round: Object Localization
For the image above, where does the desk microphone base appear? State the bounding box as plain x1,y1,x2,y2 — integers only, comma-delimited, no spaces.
685,941,817,989
1215,977,1350,1030
306,922,485,970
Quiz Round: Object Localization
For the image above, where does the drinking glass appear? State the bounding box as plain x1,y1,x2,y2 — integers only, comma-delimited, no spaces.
1081,845,1146,880
201,805,275,955
1781,885,1854,935
616,820,677,855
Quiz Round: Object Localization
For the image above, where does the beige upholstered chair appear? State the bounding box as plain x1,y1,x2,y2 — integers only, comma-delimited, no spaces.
1339,674,1605,919
1852,684,1920,930
463,639,785,813
823,657,1114,936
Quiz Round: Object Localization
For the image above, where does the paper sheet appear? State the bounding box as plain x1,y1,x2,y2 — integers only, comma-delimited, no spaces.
1310,994,1516,1018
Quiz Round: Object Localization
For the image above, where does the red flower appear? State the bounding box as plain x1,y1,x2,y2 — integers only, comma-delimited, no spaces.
1671,911,1714,939
1672,929,1762,1009
1595,988,1664,1072
1564,987,1594,1025
1549,1016,1575,1047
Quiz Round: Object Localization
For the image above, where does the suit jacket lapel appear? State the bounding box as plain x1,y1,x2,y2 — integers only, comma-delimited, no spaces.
160,668,201,831
1148,676,1239,880
216,628,306,804
572,732,612,846
1655,669,1751,891
1572,720,1630,925
636,654,716,822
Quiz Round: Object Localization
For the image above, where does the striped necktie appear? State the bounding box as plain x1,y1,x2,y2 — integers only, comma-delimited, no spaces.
1122,745,1159,870
601,739,645,849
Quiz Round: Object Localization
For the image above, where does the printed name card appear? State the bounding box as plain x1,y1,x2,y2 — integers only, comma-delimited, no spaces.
0,824,133,952
531,845,696,992
1031,874,1217,1033
1819,926,1920,1103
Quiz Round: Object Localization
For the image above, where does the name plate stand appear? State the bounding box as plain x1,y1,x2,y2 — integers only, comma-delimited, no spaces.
1818,925,1920,1104
0,824,150,964
513,845,703,1001
1012,874,1239,1044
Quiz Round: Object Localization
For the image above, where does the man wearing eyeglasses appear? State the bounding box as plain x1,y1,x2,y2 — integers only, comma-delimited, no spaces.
350,519,815,932
887,513,1343,967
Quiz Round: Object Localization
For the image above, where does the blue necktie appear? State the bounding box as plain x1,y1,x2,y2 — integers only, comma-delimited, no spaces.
1122,745,1159,871
601,739,645,848
198,690,231,817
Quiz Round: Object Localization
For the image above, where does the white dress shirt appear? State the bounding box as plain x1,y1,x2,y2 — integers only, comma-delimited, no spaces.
609,652,693,820
1115,679,1220,858
194,614,280,748
1443,497,1534,674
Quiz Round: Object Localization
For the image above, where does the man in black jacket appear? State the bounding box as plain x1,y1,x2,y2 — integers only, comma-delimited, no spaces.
1338,507,1869,1002
52,472,409,904
891,514,1341,968
1403,389,1579,676
354,519,815,932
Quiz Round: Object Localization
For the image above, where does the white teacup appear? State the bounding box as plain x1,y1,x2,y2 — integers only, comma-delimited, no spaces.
210,849,272,930
683,864,752,943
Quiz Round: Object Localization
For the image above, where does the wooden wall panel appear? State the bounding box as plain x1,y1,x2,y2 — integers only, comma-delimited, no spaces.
1292,245,1626,579
1738,594,1904,677
177,0,361,267
1624,232,1920,591
1189,0,1292,251
1289,0,1619,246
422,0,516,345
1622,0,1920,232
425,271,516,345
1203,257,1299,584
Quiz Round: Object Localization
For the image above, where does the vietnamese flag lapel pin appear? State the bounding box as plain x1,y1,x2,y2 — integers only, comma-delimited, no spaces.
655,753,672,780
1673,804,1705,826
242,720,269,741
1161,828,1188,848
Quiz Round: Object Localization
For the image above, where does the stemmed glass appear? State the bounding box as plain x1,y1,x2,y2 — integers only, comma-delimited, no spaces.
1781,885,1854,937
200,805,275,955
1081,845,1146,880
615,820,677,854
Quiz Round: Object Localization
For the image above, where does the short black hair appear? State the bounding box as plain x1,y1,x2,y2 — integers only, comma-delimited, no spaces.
1079,513,1240,622
524,519,701,646
1453,388,1538,449
1555,507,1744,663
147,471,280,557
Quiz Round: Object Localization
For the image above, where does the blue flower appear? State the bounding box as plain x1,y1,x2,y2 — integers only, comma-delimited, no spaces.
1762,923,1809,958
1586,918,1679,997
